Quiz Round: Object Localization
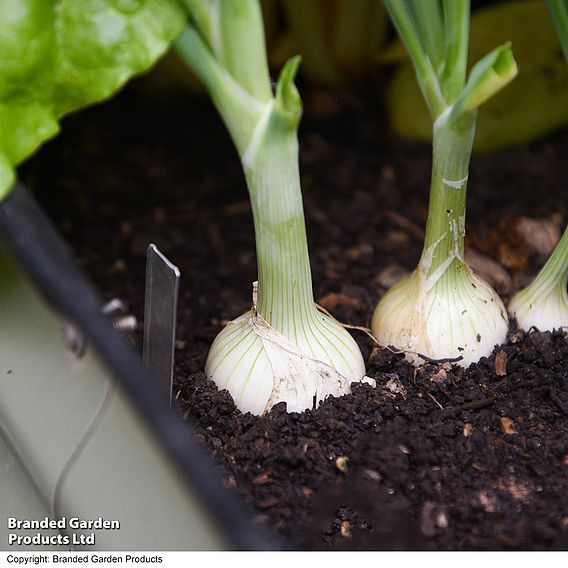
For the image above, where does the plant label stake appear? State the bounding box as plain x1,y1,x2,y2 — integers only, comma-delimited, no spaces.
143,244,180,406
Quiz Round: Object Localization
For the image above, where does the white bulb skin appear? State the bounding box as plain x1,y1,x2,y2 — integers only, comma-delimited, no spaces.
508,280,568,332
205,309,366,416
371,266,509,367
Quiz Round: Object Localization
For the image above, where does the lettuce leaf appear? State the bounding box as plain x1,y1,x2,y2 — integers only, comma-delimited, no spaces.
0,0,186,198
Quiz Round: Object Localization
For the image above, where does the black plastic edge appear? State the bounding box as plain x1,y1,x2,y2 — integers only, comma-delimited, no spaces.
0,183,277,551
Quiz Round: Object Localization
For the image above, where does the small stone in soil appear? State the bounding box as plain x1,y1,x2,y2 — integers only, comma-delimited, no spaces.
478,491,497,513
430,366,448,383
251,471,272,485
499,417,518,435
361,376,377,388
384,374,406,397
336,456,349,473
463,423,474,437
340,521,352,539
436,510,448,529
495,350,508,376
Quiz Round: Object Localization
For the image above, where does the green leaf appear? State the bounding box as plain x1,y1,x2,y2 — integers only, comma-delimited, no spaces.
384,0,446,116
274,55,302,126
0,0,186,199
449,42,517,119
175,25,265,159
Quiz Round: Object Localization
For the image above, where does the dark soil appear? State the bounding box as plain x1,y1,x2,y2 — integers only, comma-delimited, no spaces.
23,72,568,550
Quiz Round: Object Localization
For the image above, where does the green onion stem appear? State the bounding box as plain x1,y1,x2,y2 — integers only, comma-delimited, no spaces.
176,7,320,337
520,227,568,300
384,0,516,280
373,0,515,365
409,0,445,71
246,111,318,337
384,0,446,117
175,26,264,157
441,0,470,99
542,0,568,293
421,113,475,277
509,0,568,328
541,0,568,293
542,0,568,292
